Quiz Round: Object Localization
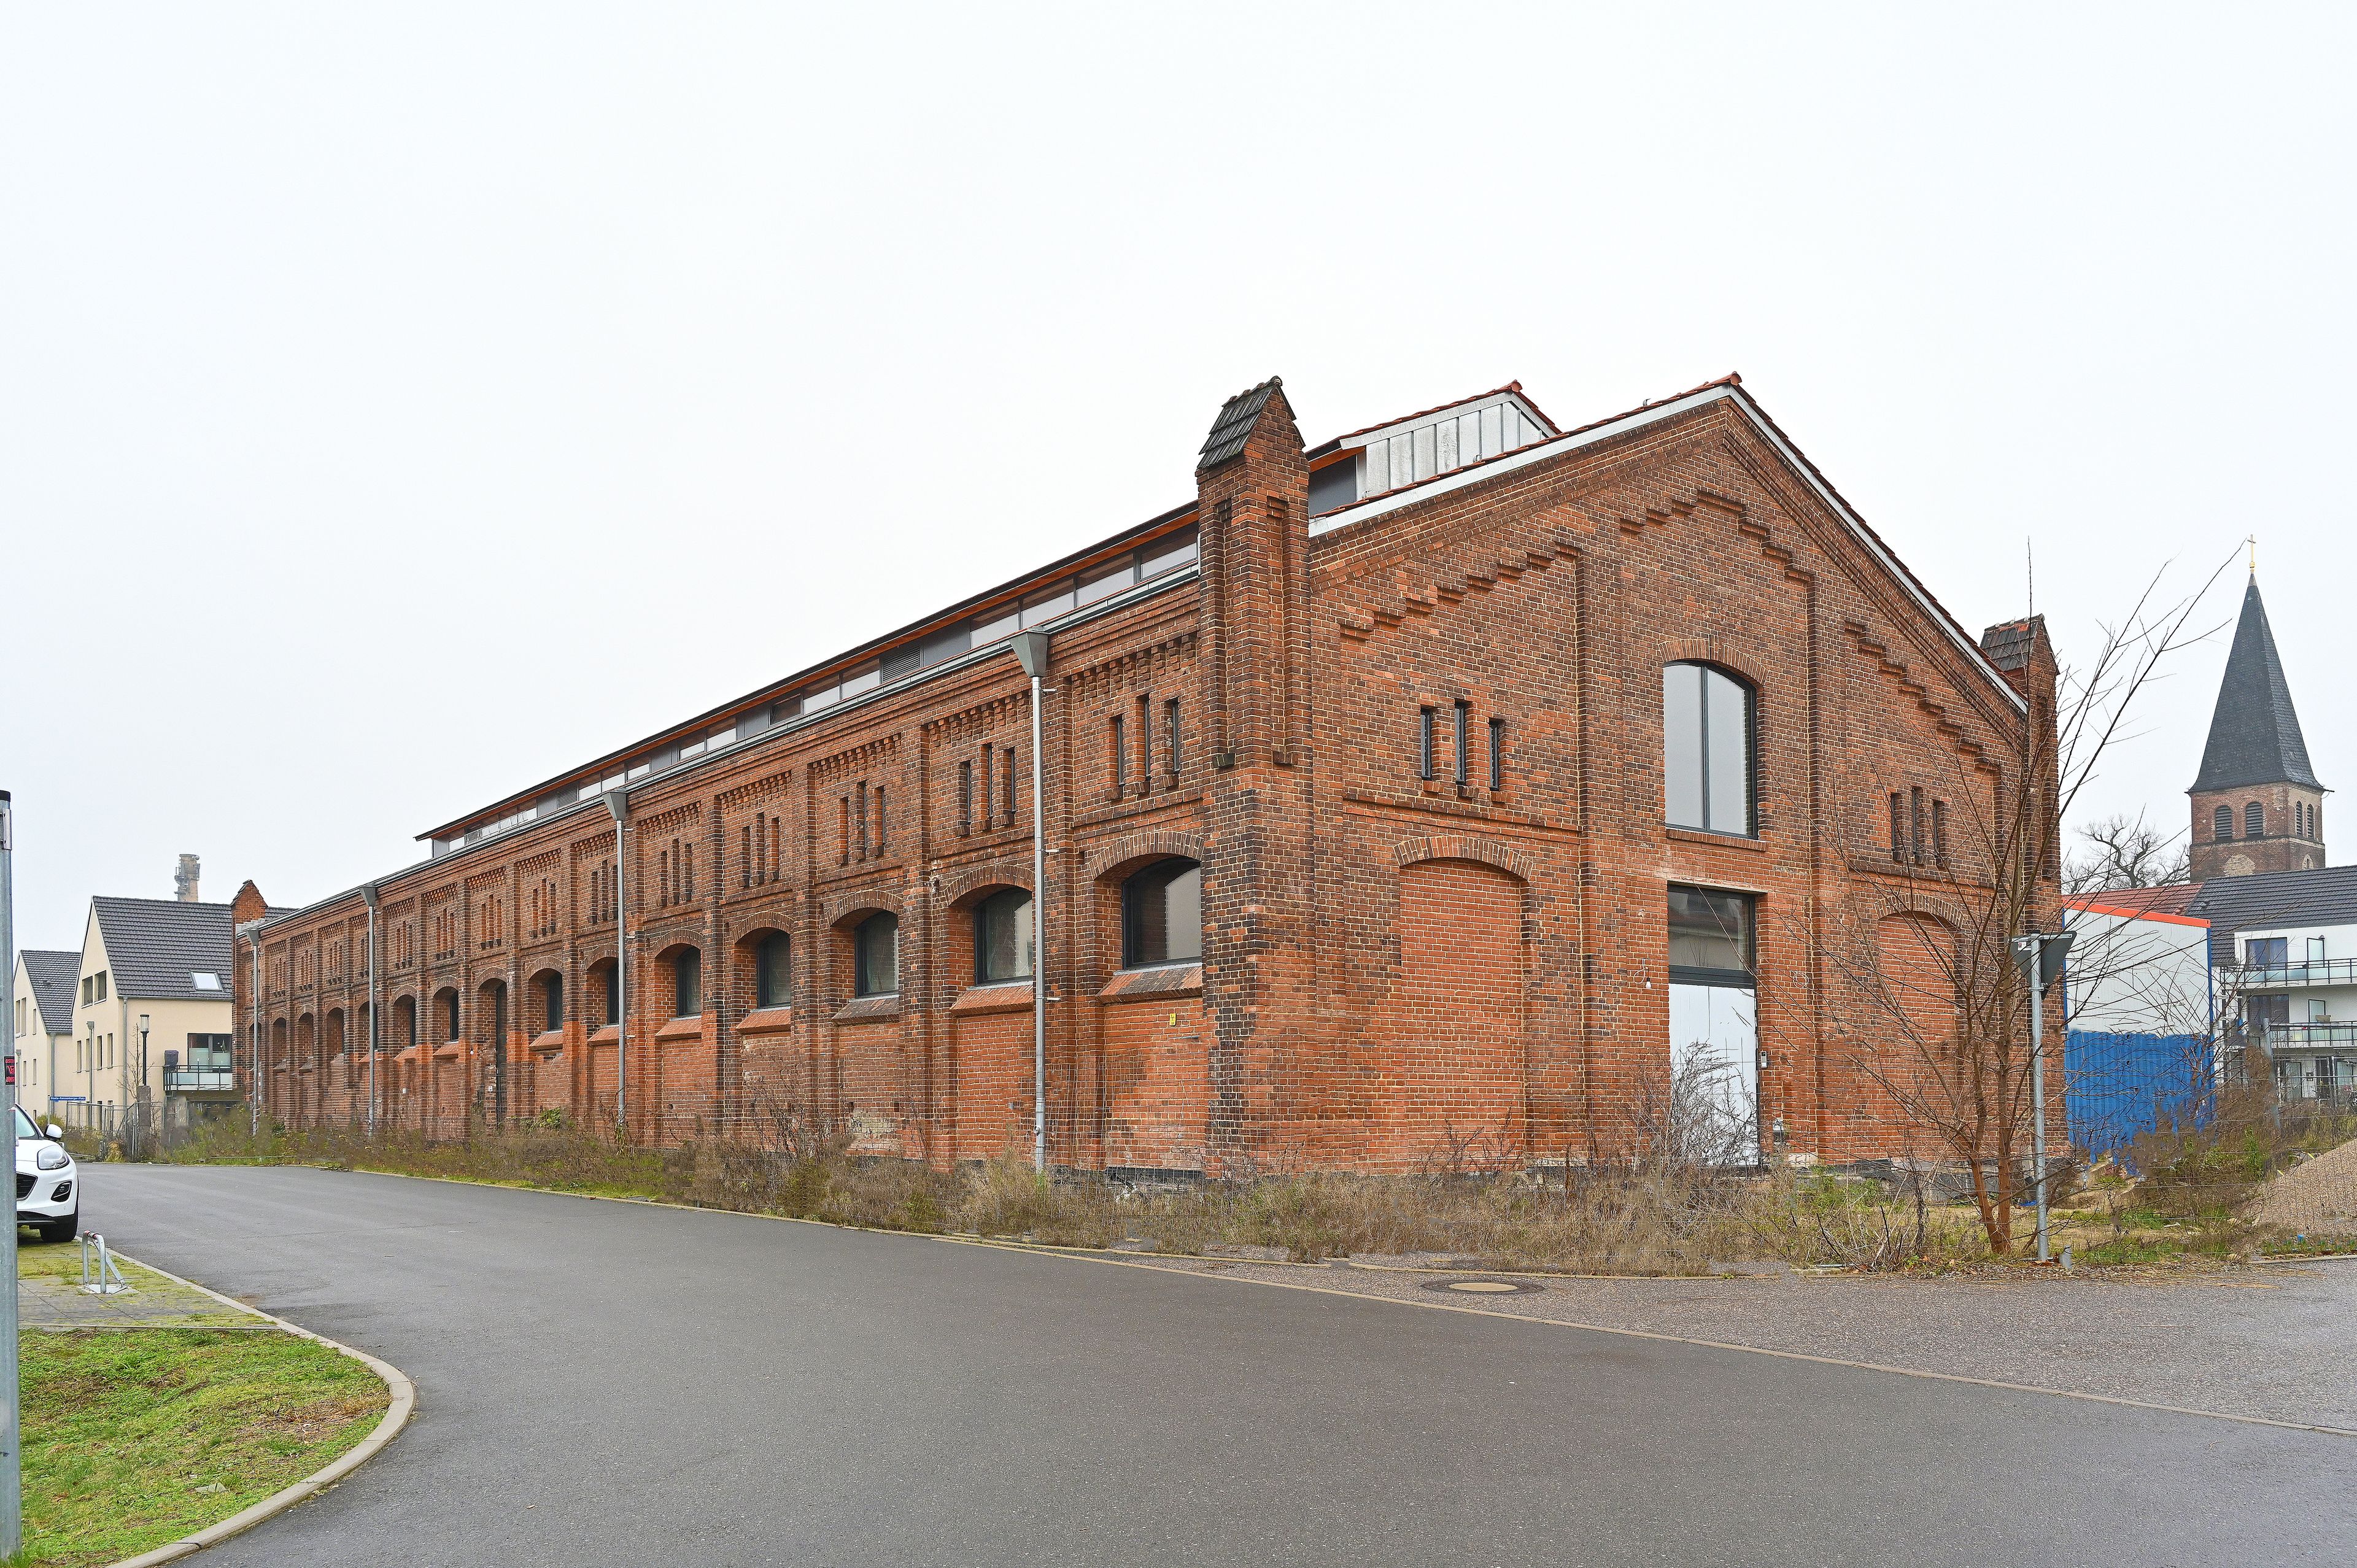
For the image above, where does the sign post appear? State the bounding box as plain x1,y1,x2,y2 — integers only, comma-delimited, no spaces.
2011,929,2076,1264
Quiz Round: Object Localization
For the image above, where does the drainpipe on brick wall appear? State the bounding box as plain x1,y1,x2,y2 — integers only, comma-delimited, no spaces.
1012,631,1051,1173
362,886,379,1137
603,789,629,1139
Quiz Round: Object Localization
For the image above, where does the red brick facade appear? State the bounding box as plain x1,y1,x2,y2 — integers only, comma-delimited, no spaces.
236,376,2058,1173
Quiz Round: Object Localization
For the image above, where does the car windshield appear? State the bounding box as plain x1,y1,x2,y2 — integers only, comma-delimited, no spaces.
14,1106,37,1140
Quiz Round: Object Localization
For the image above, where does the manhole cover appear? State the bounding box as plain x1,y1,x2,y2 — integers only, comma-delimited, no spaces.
1422,1277,1543,1296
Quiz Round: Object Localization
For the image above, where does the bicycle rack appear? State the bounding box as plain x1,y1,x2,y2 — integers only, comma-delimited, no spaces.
79,1232,129,1296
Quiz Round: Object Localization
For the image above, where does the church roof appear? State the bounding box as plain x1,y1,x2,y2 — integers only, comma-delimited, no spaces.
2189,576,2321,794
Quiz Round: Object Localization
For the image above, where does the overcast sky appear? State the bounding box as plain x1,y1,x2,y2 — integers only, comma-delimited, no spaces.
4,5,2350,949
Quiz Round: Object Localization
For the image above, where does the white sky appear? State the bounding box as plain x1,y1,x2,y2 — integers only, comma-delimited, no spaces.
4,5,2350,949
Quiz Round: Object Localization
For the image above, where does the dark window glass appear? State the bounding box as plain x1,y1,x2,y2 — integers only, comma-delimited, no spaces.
1112,714,1127,791
856,914,899,997
1123,858,1203,968
756,932,792,1009
443,992,460,1041
602,965,620,1026
2246,801,2265,838
543,975,563,1032
1453,700,1471,787
973,889,1035,983
1663,663,1755,835
1418,707,1436,780
1165,698,1181,783
1667,884,1755,985
2214,803,2233,841
673,949,701,1018
1488,717,1505,791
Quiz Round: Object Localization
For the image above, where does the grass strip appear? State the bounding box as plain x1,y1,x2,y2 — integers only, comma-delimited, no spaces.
14,1326,387,1568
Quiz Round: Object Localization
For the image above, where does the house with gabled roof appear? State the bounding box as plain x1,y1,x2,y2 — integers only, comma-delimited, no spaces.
11,949,80,1123
54,863,246,1134
237,373,2059,1173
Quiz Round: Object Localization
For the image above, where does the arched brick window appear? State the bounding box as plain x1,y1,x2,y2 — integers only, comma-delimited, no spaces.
973,889,1034,983
1121,858,1202,968
2245,801,2265,839
2214,803,2232,841
1663,663,1755,836
854,914,899,997
671,948,702,1018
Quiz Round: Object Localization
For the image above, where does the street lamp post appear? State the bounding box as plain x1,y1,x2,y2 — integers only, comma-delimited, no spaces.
2011,929,2077,1264
1,789,23,1555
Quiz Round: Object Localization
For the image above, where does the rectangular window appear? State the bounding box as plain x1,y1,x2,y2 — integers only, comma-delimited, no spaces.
1418,707,1436,781
959,759,973,834
1453,700,1471,787
96,973,107,1003
1111,713,1127,794
1488,717,1506,792
1668,884,1757,985
1165,697,1180,784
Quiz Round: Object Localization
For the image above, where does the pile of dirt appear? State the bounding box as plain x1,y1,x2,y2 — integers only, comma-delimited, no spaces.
2250,1137,2357,1236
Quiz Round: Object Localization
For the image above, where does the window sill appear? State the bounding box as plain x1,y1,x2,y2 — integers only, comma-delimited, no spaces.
1098,964,1204,1002
736,1006,797,1037
834,994,903,1024
1665,827,1767,852
531,1029,565,1055
655,1014,705,1043
588,1024,619,1045
950,983,1035,1016
433,1041,463,1060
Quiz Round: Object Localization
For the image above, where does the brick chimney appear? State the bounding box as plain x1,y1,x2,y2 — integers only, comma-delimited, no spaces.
176,853,201,902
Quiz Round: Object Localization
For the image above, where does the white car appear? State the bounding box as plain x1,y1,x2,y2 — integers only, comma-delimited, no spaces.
15,1106,78,1243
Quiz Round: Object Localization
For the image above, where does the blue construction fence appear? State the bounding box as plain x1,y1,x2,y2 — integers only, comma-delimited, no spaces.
2064,1030,2215,1162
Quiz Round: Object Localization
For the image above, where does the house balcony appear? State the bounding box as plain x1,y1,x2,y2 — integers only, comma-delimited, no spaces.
2221,957,2357,991
2261,1022,2357,1054
164,1068,238,1092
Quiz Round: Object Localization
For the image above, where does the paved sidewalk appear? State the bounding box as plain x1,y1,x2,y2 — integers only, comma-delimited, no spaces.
1091,1249,2357,1430
18,1241,261,1329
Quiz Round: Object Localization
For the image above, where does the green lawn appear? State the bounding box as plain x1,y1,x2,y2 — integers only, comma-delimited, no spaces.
15,1300,389,1566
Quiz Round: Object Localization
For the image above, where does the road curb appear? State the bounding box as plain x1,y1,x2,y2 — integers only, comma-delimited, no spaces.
93,1251,417,1568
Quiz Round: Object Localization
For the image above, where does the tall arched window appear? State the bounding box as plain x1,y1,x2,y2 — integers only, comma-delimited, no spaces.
538,973,563,1032
1121,858,1202,968
2214,804,2234,840
855,914,899,997
2245,801,2265,839
973,889,1034,983
671,949,702,1018
1663,663,1755,836
755,932,792,1009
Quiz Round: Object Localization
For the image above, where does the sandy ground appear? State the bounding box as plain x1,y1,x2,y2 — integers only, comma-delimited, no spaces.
2253,1137,2357,1234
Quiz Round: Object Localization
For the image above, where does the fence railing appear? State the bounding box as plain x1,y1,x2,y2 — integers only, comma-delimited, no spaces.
2223,957,2357,990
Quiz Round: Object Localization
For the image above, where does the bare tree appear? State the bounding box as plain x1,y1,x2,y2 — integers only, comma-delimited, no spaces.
1811,553,2234,1254
2065,809,2191,895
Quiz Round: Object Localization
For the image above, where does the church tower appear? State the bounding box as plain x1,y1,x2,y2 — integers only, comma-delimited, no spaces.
2189,574,2326,879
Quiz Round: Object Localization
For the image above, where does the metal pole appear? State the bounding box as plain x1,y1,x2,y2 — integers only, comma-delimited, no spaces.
1,789,25,1556
1029,670,1046,1173
604,791,628,1139
137,1015,149,1161
2018,932,2051,1264
1011,631,1051,1174
363,887,379,1137
247,922,264,1137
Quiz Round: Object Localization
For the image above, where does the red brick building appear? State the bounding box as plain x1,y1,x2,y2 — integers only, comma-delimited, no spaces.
236,374,2057,1173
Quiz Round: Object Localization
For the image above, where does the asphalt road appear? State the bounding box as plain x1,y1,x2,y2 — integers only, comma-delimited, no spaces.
79,1164,2357,1567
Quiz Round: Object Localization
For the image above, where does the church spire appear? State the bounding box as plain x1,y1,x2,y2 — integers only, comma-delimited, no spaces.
2189,574,2325,878
2191,575,2320,794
